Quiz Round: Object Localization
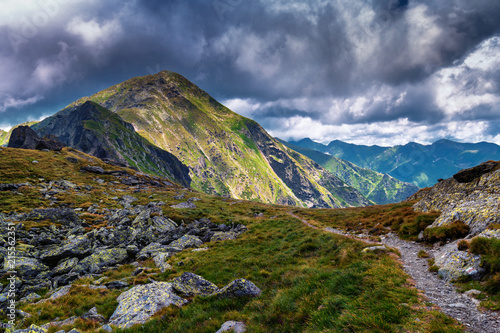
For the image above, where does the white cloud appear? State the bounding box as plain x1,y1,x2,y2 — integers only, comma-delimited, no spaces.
434,36,500,117
67,17,122,48
268,116,500,146
31,42,75,90
0,95,42,113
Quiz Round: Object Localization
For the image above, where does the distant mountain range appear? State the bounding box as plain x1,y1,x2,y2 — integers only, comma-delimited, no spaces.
30,71,370,208
289,138,500,188
277,139,419,204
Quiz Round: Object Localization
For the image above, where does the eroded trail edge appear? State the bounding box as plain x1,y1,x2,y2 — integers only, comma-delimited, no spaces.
287,212,500,333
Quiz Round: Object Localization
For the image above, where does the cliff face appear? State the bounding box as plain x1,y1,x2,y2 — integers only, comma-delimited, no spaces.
59,71,369,208
411,161,500,235
33,101,191,187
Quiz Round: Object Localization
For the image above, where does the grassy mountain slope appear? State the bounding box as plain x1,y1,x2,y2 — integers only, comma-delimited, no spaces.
0,121,38,146
0,147,464,332
291,138,500,188
33,101,191,187
61,71,369,208
279,139,419,204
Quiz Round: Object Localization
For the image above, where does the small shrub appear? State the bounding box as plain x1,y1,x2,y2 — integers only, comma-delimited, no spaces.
469,237,491,255
423,221,470,243
457,239,469,251
485,273,500,295
429,265,439,273
417,250,430,258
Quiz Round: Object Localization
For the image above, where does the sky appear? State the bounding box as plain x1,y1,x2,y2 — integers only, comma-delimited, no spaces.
0,0,500,146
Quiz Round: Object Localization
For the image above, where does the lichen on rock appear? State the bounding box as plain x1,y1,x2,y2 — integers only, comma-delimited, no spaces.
212,279,261,299
172,272,219,296
169,235,203,250
412,165,500,235
434,241,484,281
108,282,188,329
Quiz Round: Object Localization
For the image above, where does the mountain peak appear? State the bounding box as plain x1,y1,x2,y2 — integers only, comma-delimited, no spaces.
37,71,370,208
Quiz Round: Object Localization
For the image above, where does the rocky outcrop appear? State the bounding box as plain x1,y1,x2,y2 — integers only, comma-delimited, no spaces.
7,126,64,151
453,161,499,183
33,101,191,187
411,161,500,235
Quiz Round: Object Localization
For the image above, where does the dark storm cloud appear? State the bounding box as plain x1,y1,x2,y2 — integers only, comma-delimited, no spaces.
0,0,499,145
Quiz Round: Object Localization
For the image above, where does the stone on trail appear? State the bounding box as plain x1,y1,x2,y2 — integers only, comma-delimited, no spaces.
108,282,188,329
434,241,484,281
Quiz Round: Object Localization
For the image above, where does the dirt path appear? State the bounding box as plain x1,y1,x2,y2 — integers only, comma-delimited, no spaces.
287,212,500,333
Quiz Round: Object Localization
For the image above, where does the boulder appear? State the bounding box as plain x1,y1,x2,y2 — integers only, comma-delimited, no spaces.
8,126,64,151
169,235,203,250
212,279,261,299
136,243,173,260
171,202,197,209
72,248,128,274
108,282,187,328
211,232,237,242
40,236,91,263
47,285,72,301
172,272,219,296
3,256,49,279
7,126,39,150
216,321,247,333
81,306,106,323
52,258,79,276
105,280,130,290
434,242,484,281
362,245,387,253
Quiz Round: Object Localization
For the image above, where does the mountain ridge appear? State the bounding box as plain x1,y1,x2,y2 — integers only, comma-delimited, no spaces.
290,138,500,188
